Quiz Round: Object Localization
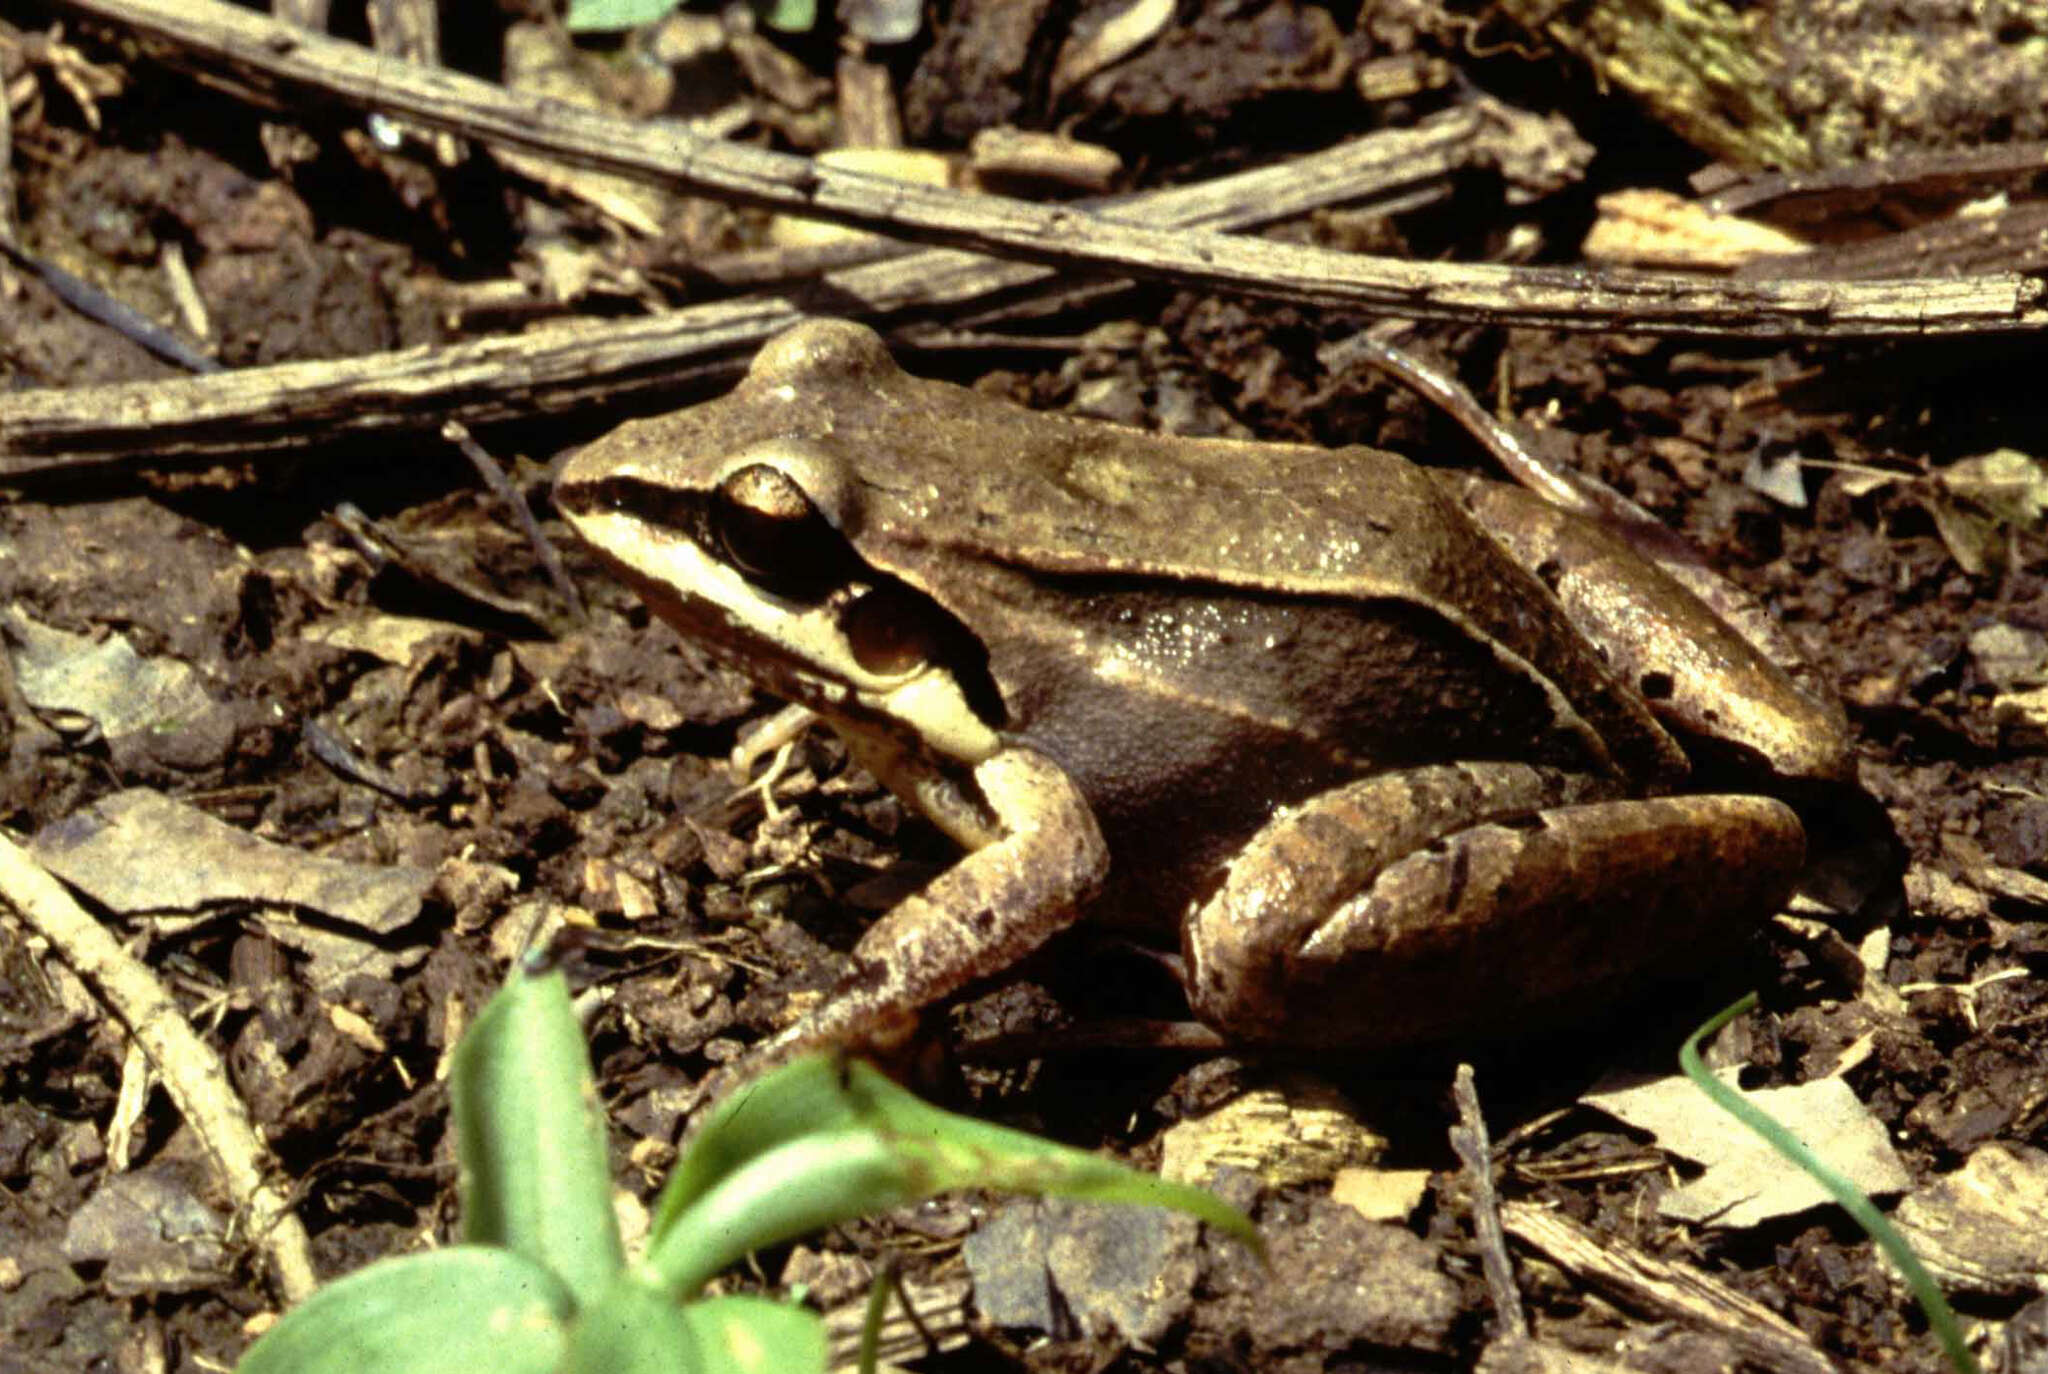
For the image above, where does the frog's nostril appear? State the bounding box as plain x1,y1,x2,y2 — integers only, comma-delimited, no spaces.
1639,671,1675,700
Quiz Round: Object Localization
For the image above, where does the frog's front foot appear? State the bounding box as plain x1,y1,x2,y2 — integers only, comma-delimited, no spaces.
1181,763,1804,1048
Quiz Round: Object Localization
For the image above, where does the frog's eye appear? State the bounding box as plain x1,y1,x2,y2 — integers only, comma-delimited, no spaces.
712,463,841,590
839,586,937,677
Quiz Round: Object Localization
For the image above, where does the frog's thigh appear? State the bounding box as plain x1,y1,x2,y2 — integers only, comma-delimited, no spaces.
761,745,1109,1060
1181,765,1803,1048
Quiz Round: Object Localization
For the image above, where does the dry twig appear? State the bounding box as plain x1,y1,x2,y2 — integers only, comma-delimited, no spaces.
1502,1201,1835,1374
45,0,2048,340
0,115,1484,470
0,830,319,1305
1450,1064,1528,1342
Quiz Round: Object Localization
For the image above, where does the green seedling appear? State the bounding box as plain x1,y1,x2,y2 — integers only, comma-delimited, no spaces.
1682,993,1978,1374
565,0,814,34
237,964,1257,1374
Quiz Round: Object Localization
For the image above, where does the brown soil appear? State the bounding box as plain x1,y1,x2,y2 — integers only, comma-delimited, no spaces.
2,4,2046,1373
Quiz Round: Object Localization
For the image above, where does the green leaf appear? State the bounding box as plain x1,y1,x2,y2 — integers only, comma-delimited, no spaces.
651,1129,918,1296
684,1295,827,1374
564,0,680,33
754,0,818,32
560,1277,699,1374
234,1247,571,1374
649,1056,1260,1295
838,1059,1262,1252
651,1055,869,1244
449,968,623,1308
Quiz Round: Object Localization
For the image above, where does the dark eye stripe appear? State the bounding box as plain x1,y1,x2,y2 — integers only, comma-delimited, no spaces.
559,476,702,538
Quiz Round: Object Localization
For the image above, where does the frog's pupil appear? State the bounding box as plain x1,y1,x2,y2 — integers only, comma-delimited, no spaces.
714,464,833,586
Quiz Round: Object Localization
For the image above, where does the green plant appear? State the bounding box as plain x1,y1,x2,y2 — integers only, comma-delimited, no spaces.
564,0,815,35
237,964,1258,1373
1682,993,1978,1374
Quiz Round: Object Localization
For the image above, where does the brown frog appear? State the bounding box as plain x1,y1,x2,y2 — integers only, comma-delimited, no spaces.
554,319,1850,1058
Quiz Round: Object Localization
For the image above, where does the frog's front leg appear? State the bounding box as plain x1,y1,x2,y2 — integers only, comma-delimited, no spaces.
1182,763,1804,1048
751,744,1108,1065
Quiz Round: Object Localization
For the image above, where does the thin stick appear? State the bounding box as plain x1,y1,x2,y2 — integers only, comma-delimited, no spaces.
0,42,15,246
443,419,584,621
1503,1200,1837,1374
47,0,2048,340
0,831,319,1304
0,238,220,373
1328,328,1833,695
1449,1064,1527,1342
0,116,1483,470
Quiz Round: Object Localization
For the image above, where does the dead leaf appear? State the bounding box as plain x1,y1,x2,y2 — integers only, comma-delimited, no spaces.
1922,448,2048,575
4,609,223,741
1158,1078,1385,1187
303,612,472,666
1892,1143,2048,1296
1969,624,2048,689
1742,449,1810,508
1584,188,1809,269
1583,1070,1910,1227
63,1165,229,1296
243,910,424,1001
1330,1166,1433,1222
1943,448,2048,527
1051,0,1174,98
33,789,436,934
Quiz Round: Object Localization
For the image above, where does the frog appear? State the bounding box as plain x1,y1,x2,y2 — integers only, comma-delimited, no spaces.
553,318,1852,1059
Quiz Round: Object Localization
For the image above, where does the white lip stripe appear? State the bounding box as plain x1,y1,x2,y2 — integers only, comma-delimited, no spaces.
564,507,1003,765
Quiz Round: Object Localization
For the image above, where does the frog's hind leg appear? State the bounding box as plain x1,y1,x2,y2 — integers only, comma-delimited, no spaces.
1451,477,1853,787
1181,763,1803,1049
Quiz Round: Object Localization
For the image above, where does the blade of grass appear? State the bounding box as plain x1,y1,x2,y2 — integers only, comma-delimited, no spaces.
1681,993,1979,1374
856,1263,892,1374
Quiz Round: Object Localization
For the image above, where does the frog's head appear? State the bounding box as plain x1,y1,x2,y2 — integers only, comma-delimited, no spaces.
555,349,1008,769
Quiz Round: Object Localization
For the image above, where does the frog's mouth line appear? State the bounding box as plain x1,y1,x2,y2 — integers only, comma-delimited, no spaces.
562,503,1004,767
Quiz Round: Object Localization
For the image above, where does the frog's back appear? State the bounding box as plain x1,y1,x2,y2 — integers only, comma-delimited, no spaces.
730,316,1492,596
